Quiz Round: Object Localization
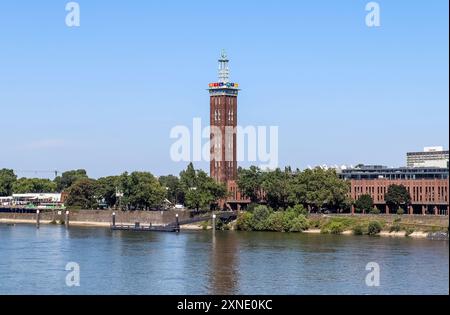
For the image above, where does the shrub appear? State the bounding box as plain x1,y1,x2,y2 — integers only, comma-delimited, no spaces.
309,218,322,229
49,219,57,225
266,212,285,232
246,203,259,213
289,215,310,232
251,205,272,231
390,224,401,233
393,217,401,223
201,221,209,230
405,227,415,236
59,220,65,225
370,208,380,215
353,224,365,235
328,222,344,235
368,221,382,235
282,210,297,231
236,212,253,231
396,208,404,215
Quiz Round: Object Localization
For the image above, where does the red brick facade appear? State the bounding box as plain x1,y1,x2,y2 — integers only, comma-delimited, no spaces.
210,94,237,183
350,179,449,215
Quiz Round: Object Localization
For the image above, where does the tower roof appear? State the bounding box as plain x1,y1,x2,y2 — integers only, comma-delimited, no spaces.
208,50,240,95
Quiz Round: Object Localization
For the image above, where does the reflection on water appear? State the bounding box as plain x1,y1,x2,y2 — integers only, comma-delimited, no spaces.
209,231,240,294
0,225,448,295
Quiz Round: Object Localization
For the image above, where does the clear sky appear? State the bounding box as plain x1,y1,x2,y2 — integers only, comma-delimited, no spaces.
0,0,448,179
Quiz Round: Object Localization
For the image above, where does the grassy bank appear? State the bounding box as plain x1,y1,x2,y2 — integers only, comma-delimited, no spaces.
233,205,448,237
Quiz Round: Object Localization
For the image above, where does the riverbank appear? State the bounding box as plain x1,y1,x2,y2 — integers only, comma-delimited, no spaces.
1,211,448,239
303,228,430,238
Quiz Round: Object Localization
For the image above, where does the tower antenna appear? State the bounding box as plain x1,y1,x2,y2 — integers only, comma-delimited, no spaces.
218,49,230,83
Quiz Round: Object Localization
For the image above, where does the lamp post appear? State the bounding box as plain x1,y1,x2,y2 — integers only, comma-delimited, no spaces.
175,213,180,232
212,214,217,231
36,210,40,229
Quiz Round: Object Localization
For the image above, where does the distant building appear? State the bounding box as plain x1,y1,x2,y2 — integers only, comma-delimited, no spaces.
407,146,449,168
341,165,449,215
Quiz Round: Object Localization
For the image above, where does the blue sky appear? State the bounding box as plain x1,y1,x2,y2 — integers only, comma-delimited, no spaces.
0,0,448,179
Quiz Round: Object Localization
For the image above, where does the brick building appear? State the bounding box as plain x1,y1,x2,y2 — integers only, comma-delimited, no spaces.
341,165,449,215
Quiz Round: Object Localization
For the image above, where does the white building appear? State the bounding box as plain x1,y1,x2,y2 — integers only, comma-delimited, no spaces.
407,147,449,168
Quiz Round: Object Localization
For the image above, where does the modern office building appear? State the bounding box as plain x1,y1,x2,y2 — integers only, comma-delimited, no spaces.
341,165,449,215
407,146,449,168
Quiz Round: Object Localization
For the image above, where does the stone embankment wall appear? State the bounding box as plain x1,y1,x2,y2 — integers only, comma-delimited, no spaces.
0,209,191,225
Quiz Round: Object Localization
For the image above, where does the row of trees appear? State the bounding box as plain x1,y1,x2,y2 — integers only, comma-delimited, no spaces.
0,168,88,196
354,184,412,214
1,166,413,213
0,164,227,211
237,166,351,212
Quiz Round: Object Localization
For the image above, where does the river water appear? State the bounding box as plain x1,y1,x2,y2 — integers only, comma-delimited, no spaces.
0,224,448,295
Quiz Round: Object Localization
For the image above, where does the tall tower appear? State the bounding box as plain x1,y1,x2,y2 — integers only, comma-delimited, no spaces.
208,50,240,183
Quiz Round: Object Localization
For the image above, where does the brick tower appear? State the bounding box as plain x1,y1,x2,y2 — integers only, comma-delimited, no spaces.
208,50,240,184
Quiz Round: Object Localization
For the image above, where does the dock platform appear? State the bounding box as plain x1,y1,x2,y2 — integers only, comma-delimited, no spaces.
110,223,179,233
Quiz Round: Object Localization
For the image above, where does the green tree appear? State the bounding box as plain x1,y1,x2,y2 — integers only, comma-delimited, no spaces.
286,204,308,216
288,168,350,212
54,169,88,191
180,163,227,211
354,194,374,214
119,172,166,210
95,176,120,208
159,175,184,204
237,166,263,203
385,184,411,211
261,168,291,209
13,178,57,193
65,178,98,209
0,169,17,196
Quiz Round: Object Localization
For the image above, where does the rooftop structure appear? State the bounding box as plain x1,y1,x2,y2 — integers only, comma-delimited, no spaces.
407,146,449,168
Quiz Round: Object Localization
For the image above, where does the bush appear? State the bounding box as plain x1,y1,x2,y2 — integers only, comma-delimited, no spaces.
370,208,380,215
327,222,344,235
368,221,382,235
289,215,310,232
390,224,401,233
282,210,297,231
396,208,404,215
353,224,365,235
251,205,272,231
266,212,285,232
246,203,259,213
49,219,57,225
405,227,415,236
236,212,253,231
200,221,209,230
393,217,401,223
309,218,322,229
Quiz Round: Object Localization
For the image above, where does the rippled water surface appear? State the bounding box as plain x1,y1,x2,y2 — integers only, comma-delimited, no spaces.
0,224,448,294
